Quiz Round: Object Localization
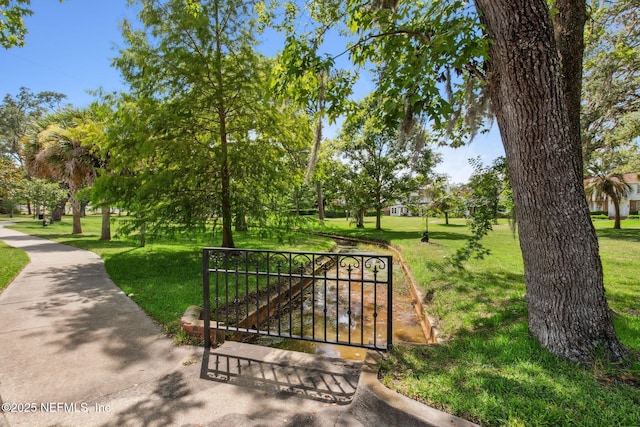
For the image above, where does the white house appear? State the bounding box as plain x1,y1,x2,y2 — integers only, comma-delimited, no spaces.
389,204,412,216
586,173,640,218
388,192,431,217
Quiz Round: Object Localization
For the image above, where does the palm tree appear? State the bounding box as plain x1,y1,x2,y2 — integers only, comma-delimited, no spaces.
425,176,464,226
585,164,632,229
429,192,460,225
24,108,98,234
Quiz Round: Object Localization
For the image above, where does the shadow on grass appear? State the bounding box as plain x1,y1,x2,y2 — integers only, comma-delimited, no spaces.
606,283,640,317
383,325,640,426
596,228,640,242
426,231,470,241
433,223,468,228
105,246,201,275
421,261,527,337
6,221,140,252
320,229,470,244
425,263,525,295
467,297,528,335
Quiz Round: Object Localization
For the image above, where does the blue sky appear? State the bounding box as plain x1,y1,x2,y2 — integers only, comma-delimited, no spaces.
0,0,504,183
0,0,133,107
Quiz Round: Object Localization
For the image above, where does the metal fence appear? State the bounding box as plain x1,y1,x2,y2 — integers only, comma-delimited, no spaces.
202,248,393,350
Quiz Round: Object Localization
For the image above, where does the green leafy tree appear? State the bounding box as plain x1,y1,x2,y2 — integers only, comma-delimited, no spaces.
20,177,67,219
88,94,152,245
424,176,460,226
297,70,354,223
0,88,66,214
452,157,511,264
112,0,310,247
0,154,22,214
582,0,640,169
230,100,313,232
93,92,225,246
276,0,627,362
0,0,31,48
310,141,351,220
1,1,64,48
336,96,433,230
0,88,66,165
77,102,112,240
0,0,66,48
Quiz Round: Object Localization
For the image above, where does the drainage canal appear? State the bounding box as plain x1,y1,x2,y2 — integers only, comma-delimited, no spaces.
241,244,428,360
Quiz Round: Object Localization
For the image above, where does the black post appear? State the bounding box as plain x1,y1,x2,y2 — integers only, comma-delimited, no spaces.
203,249,211,348
387,256,393,350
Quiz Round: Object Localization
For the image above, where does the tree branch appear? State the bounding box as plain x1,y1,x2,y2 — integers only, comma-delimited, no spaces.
332,29,432,61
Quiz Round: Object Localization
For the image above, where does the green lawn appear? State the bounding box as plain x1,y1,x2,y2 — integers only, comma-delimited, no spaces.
0,239,29,293
6,214,639,426
321,216,640,427
7,215,336,332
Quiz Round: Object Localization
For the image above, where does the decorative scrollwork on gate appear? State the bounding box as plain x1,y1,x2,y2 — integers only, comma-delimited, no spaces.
202,247,393,351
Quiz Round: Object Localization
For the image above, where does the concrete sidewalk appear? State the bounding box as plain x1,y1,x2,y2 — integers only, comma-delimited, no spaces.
0,223,477,427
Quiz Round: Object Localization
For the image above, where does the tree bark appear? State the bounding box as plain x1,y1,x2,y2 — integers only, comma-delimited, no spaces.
551,0,587,178
356,208,365,228
215,1,234,249
474,0,626,362
235,211,248,232
52,203,63,221
100,203,111,241
220,121,235,248
316,182,325,222
70,196,82,235
139,221,146,248
611,195,621,229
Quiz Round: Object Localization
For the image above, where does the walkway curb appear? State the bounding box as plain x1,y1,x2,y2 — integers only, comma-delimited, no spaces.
351,351,480,427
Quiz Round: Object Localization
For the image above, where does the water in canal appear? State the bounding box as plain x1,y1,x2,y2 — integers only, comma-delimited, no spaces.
249,246,428,360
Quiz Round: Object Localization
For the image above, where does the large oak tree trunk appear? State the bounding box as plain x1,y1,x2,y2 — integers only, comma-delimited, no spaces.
474,0,626,362
551,0,588,178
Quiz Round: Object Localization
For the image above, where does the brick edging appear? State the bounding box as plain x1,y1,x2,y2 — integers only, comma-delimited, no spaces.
180,305,224,344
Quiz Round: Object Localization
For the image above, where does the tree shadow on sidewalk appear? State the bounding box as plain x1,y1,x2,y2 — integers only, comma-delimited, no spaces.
99,371,205,427
17,260,169,368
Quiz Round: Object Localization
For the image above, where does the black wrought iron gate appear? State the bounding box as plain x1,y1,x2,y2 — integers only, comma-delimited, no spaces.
202,248,393,351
